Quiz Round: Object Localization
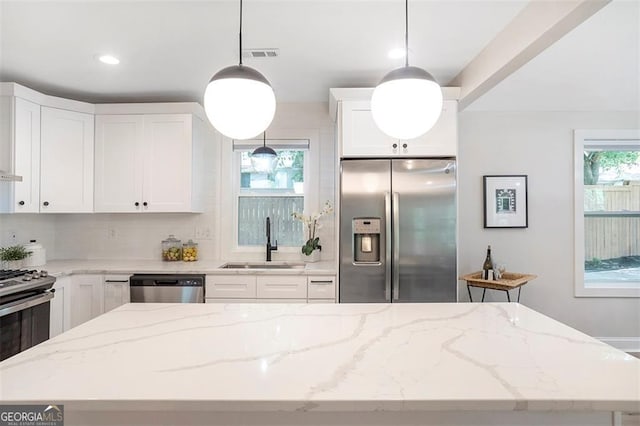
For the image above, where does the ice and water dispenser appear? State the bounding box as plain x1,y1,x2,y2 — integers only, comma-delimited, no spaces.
352,218,381,263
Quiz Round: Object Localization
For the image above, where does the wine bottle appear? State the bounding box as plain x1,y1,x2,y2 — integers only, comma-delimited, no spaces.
482,245,494,280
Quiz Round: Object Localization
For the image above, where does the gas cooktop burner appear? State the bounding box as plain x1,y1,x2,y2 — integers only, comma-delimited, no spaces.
0,269,48,281
0,269,55,298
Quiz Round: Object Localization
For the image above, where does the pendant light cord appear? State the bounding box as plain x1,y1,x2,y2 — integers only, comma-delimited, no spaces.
404,0,409,67
263,131,266,147
239,0,243,66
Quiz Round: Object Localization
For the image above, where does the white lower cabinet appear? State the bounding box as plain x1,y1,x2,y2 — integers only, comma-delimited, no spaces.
257,276,307,300
70,275,104,328
50,274,130,336
205,274,336,303
206,298,257,303
307,276,336,301
103,274,131,312
49,276,72,338
206,275,256,300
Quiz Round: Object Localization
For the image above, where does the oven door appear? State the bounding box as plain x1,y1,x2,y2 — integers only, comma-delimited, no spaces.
0,291,54,361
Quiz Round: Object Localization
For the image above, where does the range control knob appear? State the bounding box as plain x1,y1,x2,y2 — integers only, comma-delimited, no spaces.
40,270,49,277
22,274,33,281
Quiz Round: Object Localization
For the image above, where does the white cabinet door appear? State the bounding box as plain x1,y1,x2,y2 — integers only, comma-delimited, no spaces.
0,97,41,213
40,107,94,212
307,276,336,300
341,100,457,158
142,114,193,212
13,97,41,213
341,100,396,157
50,276,71,338
70,275,103,328
103,274,131,312
93,113,202,213
94,115,144,212
205,275,257,299
408,100,458,156
257,276,307,299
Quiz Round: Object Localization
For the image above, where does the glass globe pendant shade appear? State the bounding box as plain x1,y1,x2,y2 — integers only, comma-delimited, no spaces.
251,145,278,173
371,66,443,140
204,65,276,140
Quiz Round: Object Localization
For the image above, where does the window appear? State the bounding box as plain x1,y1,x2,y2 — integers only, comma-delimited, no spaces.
233,139,310,248
574,130,640,297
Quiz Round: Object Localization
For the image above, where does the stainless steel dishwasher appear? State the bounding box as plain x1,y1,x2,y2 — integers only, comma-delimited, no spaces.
129,274,205,303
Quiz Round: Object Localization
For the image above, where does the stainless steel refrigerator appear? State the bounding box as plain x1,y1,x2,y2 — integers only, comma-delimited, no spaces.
339,159,457,303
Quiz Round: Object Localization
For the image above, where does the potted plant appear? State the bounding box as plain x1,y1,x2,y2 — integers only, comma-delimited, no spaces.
291,171,304,194
0,245,32,269
291,200,333,262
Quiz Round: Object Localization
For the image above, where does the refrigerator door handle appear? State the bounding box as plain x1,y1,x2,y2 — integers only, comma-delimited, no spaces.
385,191,392,301
392,192,400,301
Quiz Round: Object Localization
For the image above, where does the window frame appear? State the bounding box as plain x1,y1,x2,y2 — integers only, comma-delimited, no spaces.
223,130,320,256
574,129,640,298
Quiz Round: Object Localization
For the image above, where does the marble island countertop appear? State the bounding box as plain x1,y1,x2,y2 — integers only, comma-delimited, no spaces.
0,303,638,425
40,258,336,276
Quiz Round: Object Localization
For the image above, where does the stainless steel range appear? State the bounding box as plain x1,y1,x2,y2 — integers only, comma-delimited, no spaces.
0,269,56,361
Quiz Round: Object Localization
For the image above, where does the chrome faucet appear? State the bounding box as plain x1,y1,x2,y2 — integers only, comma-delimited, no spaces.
266,217,278,261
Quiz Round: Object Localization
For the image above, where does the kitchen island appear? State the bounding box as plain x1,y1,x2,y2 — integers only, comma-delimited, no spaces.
0,303,638,426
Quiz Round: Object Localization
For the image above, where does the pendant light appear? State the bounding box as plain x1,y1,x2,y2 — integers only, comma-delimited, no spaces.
250,131,278,173
371,0,443,140
204,0,276,140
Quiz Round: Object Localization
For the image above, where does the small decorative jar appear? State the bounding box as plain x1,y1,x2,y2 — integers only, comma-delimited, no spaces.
182,239,198,262
162,235,182,261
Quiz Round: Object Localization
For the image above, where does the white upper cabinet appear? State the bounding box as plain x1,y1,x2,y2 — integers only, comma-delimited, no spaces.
94,115,145,212
95,114,204,213
40,106,94,213
0,97,41,213
340,99,458,158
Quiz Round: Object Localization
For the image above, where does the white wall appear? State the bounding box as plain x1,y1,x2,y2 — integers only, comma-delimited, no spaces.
458,110,640,339
0,214,57,258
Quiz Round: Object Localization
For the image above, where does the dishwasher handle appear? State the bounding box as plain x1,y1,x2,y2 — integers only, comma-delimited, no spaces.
129,274,205,287
154,280,179,285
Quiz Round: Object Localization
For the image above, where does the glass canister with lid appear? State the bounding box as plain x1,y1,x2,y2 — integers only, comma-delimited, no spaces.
182,239,198,262
162,234,182,261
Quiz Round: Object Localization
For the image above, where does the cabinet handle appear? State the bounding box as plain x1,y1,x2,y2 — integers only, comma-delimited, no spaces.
392,143,398,149
135,202,140,207
310,280,333,284
18,201,25,206
402,143,408,149
43,201,49,206
143,202,148,207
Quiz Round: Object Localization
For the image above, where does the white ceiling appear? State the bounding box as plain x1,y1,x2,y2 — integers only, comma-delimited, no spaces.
467,0,640,111
0,0,637,111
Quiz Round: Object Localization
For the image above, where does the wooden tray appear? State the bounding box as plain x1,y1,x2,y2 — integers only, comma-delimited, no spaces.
459,271,537,291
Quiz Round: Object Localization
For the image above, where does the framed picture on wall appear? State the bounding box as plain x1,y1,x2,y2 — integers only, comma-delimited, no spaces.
483,175,528,228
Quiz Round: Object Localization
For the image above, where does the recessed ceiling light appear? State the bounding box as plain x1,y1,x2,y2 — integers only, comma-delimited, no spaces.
98,55,120,65
387,48,406,59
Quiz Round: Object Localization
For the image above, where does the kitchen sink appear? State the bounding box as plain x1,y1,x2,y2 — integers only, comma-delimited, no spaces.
220,262,306,270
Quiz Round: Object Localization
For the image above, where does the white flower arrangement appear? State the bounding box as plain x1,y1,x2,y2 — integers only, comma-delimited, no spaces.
291,200,333,255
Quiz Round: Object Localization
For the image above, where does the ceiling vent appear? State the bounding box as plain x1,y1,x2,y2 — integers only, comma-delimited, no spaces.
242,48,279,59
